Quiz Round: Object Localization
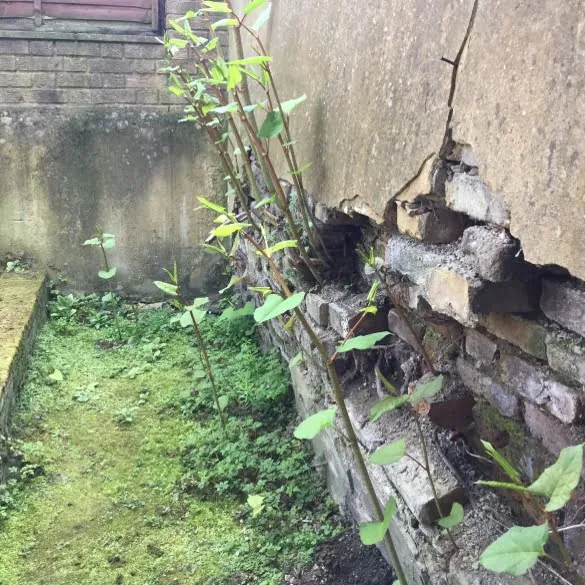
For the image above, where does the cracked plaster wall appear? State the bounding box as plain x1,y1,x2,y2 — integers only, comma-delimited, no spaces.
240,0,585,280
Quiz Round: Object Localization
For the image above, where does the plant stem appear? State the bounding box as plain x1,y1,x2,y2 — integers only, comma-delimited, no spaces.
413,414,457,548
99,241,122,341
373,265,436,375
234,92,324,286
243,232,409,585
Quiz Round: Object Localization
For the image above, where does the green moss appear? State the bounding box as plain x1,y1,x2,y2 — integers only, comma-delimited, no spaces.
0,302,341,585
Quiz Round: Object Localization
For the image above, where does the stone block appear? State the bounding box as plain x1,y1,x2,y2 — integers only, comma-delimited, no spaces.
460,225,519,281
100,43,124,58
423,320,463,364
124,43,166,59
465,329,497,364
329,294,387,338
499,354,580,424
480,313,547,360
387,308,425,349
385,235,539,326
55,42,100,57
445,173,509,227
90,89,136,104
541,278,585,337
16,56,63,71
0,39,29,55
546,334,585,385
56,72,90,88
90,74,126,89
29,41,55,56
396,206,468,244
524,402,585,458
63,57,89,72
314,202,361,225
0,55,16,70
457,357,521,419
0,73,32,88
305,293,329,327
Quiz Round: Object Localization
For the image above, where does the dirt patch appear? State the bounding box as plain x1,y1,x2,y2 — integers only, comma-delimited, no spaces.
282,532,394,585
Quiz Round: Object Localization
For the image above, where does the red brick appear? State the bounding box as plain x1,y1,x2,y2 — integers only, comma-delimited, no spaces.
31,73,56,88
63,57,89,72
0,55,16,71
55,42,100,57
89,74,126,88
0,72,32,87
29,41,55,56
100,43,124,58
0,89,25,103
16,56,62,72
56,72,90,88
124,43,165,59
91,89,136,104
0,39,29,55
22,89,67,103
64,89,92,105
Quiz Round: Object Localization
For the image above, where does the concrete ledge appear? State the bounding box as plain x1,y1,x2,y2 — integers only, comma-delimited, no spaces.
0,272,48,434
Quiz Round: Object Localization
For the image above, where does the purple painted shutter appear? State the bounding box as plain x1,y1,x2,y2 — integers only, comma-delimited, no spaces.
0,0,158,26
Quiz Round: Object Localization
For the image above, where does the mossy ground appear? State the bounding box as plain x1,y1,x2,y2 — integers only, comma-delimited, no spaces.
0,301,341,585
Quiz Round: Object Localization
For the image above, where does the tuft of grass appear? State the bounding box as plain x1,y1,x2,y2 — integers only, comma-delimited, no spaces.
0,296,344,585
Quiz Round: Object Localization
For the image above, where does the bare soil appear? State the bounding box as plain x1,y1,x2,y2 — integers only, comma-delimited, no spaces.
282,532,394,585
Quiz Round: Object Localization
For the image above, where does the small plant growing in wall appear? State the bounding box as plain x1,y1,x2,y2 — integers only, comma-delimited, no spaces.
82,229,122,340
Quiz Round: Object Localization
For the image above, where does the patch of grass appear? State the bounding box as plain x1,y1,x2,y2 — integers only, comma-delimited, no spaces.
0,296,343,585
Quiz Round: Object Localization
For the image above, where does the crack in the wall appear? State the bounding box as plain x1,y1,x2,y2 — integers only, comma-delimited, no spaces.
439,0,480,157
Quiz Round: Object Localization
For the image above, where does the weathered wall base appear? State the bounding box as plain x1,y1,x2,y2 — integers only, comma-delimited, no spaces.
0,272,47,480
0,108,225,297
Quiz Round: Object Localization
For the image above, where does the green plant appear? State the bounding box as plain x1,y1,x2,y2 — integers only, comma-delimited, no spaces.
82,230,122,341
477,441,585,583
4,259,27,273
154,263,227,427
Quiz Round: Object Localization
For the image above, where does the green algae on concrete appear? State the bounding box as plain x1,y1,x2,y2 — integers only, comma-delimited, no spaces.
0,272,47,434
0,304,340,585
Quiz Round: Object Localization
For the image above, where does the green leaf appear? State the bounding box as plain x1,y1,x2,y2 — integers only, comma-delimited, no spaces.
360,306,378,315
280,94,307,115
219,274,243,294
98,267,117,280
211,18,238,29
179,310,193,328
211,223,250,238
82,237,100,246
154,281,178,296
408,375,444,404
294,408,337,440
201,1,232,12
219,302,255,321
289,162,312,176
289,352,303,367
243,0,266,14
102,235,115,249
359,499,396,545
336,331,390,353
247,494,264,517
101,292,114,303
479,523,549,576
438,502,464,529
197,196,227,214
253,292,305,323
253,195,276,208
210,103,239,114
375,367,397,395
370,395,408,423
190,297,209,309
228,56,272,65
370,439,406,465
218,395,229,411
481,440,522,485
201,243,227,256
258,111,284,139
253,4,271,30
367,280,379,302
226,64,242,90
258,240,298,256
527,443,584,511
49,368,64,382
202,37,219,52
168,85,184,97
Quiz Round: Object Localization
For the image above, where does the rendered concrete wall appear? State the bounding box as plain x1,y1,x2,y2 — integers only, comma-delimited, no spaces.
247,0,585,280
0,109,223,296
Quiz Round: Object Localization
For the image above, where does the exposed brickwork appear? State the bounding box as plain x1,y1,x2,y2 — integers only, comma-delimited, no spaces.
0,0,199,106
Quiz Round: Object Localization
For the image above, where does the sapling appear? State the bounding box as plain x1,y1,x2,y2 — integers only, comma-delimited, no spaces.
478,440,585,583
82,229,122,341
154,263,227,428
